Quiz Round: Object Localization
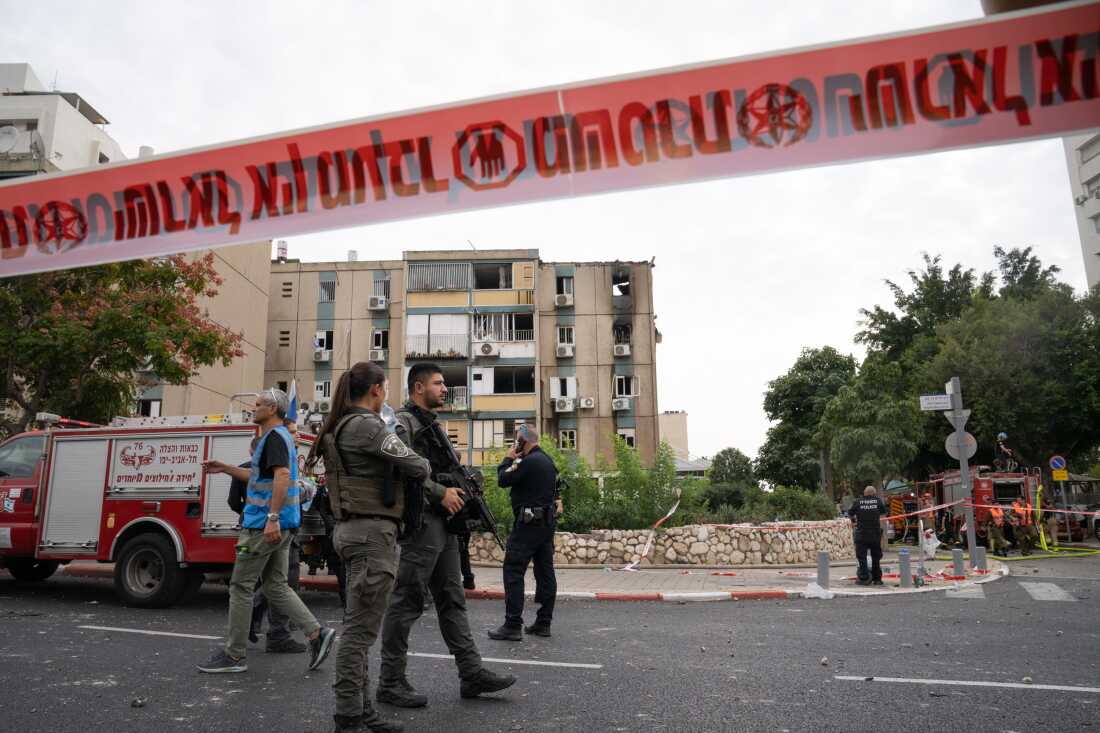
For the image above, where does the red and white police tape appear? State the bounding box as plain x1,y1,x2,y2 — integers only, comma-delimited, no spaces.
2,1,1098,276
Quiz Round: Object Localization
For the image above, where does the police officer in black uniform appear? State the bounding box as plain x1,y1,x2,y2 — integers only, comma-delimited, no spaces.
488,425,560,641
847,485,887,586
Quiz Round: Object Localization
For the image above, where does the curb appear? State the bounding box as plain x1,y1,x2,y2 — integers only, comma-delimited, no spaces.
56,564,799,603
55,561,1007,603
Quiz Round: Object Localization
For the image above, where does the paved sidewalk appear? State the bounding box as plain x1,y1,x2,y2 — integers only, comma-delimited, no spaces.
59,548,1006,603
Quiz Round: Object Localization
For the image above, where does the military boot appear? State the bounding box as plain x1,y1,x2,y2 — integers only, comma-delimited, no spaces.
333,714,362,733
361,701,404,733
459,667,517,698
376,677,428,708
487,624,522,641
524,621,551,637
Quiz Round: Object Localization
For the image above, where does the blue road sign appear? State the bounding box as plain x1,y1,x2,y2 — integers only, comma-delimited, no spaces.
1049,455,1067,471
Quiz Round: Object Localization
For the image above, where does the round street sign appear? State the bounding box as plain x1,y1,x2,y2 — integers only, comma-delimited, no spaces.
1049,455,1067,471
945,432,977,460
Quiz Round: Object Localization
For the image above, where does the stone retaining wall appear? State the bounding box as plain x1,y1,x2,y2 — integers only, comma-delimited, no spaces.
468,520,854,566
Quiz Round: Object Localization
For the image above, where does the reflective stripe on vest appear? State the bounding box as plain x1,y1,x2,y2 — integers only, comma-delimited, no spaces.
243,425,300,529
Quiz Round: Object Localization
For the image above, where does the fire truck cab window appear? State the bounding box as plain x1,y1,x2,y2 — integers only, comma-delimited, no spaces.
993,479,1024,502
0,435,44,478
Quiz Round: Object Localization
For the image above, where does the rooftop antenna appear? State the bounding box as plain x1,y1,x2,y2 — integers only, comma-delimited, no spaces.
467,239,477,251
51,70,58,91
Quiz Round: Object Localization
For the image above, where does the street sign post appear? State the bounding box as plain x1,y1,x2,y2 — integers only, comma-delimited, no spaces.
947,377,978,566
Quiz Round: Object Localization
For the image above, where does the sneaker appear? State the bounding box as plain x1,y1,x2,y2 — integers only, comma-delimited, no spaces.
376,678,428,708
197,649,247,674
459,668,517,698
308,626,336,671
487,624,522,641
523,622,551,637
266,638,307,654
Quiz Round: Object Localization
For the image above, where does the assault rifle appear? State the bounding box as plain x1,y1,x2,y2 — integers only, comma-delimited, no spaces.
422,420,505,552
439,463,506,553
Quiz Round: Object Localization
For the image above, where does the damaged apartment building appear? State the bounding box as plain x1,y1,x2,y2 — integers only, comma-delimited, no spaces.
265,247,661,467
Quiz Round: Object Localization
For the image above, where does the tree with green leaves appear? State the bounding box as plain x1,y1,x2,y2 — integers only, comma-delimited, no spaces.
0,254,243,435
755,346,856,491
816,356,922,491
704,447,757,510
856,252,993,361
916,285,1100,469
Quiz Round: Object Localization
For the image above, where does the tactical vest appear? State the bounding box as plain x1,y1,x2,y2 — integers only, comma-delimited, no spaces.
320,414,403,523
243,425,300,529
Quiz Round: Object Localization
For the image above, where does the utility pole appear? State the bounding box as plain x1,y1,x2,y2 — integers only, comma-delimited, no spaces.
947,377,979,566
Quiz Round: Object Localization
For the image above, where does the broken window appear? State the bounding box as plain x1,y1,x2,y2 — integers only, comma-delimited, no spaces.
556,276,574,295
617,428,636,449
473,263,513,289
559,430,577,450
372,329,389,349
612,269,631,297
613,323,632,345
492,366,535,394
614,375,638,397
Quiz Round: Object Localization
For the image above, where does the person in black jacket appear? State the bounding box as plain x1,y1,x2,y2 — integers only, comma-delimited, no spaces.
489,425,561,641
847,485,887,586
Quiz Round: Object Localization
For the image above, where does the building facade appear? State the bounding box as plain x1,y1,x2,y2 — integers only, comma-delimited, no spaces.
1063,131,1100,290
0,62,269,419
266,249,660,467
0,63,125,179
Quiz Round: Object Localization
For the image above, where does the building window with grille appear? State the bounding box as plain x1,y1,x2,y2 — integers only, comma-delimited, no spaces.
373,277,391,298
559,430,577,450
319,279,336,302
614,375,637,397
617,428,636,449
557,326,574,345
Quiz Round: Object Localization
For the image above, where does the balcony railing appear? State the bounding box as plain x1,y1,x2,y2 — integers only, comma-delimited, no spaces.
405,334,468,360
443,386,469,412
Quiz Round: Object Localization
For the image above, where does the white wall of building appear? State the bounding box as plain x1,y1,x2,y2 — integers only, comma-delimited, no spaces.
1063,131,1100,290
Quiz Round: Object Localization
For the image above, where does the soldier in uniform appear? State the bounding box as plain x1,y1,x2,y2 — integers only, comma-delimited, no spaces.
376,363,516,709
308,362,433,733
1011,496,1038,556
986,505,1009,557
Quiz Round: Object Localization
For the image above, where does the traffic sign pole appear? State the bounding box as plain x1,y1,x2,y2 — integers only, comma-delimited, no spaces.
948,377,979,566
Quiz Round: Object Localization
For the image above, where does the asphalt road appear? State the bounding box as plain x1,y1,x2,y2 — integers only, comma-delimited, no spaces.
1,556,1098,733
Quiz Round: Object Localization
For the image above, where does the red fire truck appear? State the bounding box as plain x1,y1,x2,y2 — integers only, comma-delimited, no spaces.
0,412,316,608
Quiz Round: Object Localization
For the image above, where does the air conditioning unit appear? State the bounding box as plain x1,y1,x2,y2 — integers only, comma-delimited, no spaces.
368,295,387,310
313,348,331,362
476,341,500,357
613,344,631,357
300,402,310,412
612,397,632,411
317,400,331,413
554,397,575,413
554,293,574,308
369,349,387,362
579,397,595,409
556,344,574,358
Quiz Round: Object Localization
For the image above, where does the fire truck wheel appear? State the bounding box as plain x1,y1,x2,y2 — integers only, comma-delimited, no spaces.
114,533,184,608
5,558,60,582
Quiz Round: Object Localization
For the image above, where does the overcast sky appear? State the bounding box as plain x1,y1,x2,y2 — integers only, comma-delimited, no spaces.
4,1,1089,459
